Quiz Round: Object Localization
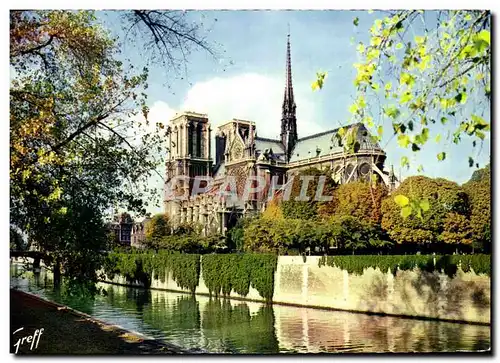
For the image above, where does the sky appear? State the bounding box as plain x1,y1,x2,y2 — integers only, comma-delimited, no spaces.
97,10,491,215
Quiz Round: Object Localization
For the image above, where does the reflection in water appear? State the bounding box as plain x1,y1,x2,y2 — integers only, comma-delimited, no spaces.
201,299,279,353
10,264,490,353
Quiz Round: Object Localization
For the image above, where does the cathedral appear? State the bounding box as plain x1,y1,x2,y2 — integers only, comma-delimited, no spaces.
163,35,397,236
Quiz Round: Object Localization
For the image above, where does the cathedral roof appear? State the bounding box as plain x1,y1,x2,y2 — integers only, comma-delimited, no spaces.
288,123,383,163
255,137,286,161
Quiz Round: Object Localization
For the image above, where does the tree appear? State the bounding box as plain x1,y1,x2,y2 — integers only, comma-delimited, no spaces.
319,181,388,224
463,164,491,252
243,218,294,254
316,10,490,159
469,162,490,182
10,226,26,251
10,10,156,287
440,212,473,246
314,10,490,219
261,199,283,220
121,10,217,77
10,10,219,288
381,176,470,249
144,213,171,247
226,216,255,252
280,167,337,220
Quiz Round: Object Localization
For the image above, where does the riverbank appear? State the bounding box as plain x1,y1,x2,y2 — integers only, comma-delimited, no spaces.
10,289,186,355
103,254,491,324
10,267,491,353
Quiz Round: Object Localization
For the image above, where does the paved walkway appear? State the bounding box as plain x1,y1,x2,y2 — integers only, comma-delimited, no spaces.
10,289,184,355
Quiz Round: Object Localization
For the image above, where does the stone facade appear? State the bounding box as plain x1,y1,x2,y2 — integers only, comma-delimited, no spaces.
164,35,398,236
131,217,150,249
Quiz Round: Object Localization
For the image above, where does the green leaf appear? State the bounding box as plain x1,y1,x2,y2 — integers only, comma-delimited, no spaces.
400,90,413,104
356,42,365,54
362,116,373,128
48,187,63,201
401,205,412,219
415,35,425,45
471,114,489,130
353,17,359,26
400,156,409,169
400,73,416,88
417,164,424,173
349,103,359,114
377,125,383,137
420,199,430,212
385,106,401,119
385,82,392,91
397,134,410,148
419,128,429,144
394,194,409,207
395,42,403,50
437,152,446,161
367,48,380,61
477,30,490,46
312,71,327,91
435,134,441,143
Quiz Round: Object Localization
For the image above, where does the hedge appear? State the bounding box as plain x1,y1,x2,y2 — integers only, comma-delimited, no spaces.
318,254,491,277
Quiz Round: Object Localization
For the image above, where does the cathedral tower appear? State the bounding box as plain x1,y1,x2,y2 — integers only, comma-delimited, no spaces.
280,33,298,162
164,112,212,223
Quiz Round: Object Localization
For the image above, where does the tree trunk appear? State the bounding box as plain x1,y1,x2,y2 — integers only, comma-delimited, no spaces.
33,257,41,271
53,259,61,288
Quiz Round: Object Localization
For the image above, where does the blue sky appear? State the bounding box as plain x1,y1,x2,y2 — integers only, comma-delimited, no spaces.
98,10,490,214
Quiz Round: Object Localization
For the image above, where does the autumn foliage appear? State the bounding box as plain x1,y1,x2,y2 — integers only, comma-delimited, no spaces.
253,166,490,254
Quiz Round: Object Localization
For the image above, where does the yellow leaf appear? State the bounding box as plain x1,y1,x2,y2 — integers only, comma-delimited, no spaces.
415,35,425,45
401,205,412,218
349,103,359,114
477,30,490,46
394,194,409,207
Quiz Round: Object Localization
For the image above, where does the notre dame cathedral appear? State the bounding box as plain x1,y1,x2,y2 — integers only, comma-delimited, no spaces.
163,35,398,236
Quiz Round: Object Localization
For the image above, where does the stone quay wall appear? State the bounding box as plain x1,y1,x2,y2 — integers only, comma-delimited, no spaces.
104,255,490,324
101,256,491,324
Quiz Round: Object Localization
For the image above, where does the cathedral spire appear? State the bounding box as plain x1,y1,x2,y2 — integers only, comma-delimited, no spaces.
284,33,295,110
280,31,298,161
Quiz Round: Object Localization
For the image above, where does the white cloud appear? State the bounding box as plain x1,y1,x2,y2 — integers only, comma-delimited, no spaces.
181,73,322,139
128,100,177,147
138,73,325,215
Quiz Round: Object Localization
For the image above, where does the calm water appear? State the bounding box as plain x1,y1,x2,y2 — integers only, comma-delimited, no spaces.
10,264,490,353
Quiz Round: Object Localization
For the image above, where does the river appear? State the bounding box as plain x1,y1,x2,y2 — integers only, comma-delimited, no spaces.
10,263,490,353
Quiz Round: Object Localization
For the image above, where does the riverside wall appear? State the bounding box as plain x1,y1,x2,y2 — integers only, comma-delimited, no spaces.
105,256,490,324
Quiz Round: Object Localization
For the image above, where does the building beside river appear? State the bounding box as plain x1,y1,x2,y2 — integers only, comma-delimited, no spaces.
108,213,150,248
163,35,399,236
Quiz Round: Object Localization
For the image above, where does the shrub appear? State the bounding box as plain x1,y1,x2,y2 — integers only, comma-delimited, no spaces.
381,176,470,246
